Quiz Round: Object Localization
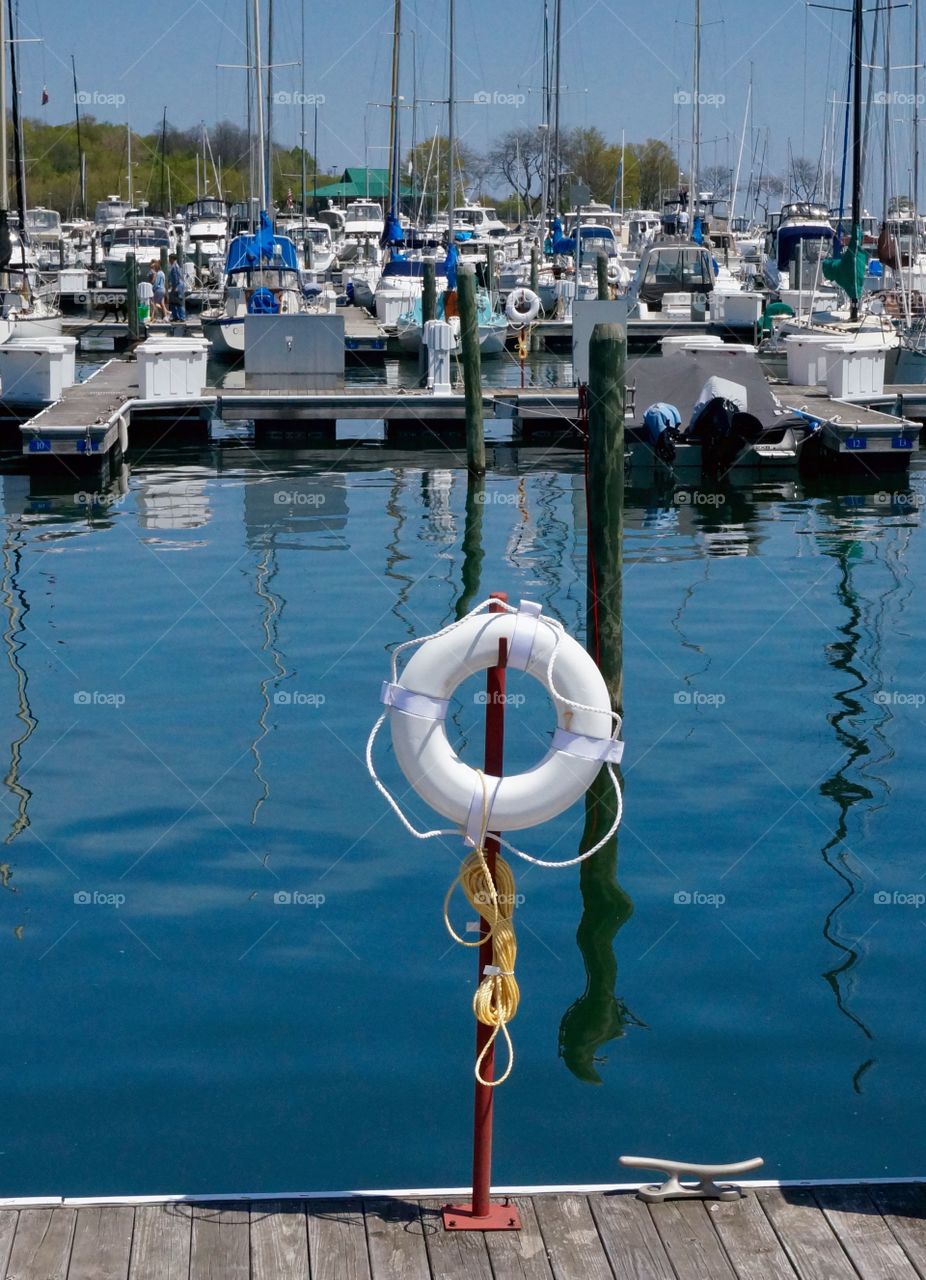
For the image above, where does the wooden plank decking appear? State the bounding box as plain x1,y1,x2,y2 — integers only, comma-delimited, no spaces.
1,1185,924,1279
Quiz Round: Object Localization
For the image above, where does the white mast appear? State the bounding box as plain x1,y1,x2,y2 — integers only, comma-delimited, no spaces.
253,0,267,209
447,0,455,245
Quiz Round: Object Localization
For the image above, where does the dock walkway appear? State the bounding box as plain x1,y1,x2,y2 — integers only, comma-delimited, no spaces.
1,1183,924,1278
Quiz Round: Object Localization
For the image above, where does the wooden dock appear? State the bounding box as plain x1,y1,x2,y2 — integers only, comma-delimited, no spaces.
0,1183,923,1278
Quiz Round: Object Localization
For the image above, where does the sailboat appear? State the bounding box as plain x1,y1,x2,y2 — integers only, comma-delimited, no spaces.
392,0,508,354
778,0,897,349
201,0,307,358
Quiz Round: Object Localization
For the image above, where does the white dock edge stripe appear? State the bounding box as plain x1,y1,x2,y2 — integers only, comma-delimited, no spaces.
380,681,449,721
5,1176,922,1208
508,599,543,671
552,727,624,764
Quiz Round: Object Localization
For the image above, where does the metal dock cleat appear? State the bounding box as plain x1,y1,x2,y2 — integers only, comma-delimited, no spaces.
619,1154,764,1202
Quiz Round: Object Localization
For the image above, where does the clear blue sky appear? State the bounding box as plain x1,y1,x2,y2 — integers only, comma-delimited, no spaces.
13,0,919,210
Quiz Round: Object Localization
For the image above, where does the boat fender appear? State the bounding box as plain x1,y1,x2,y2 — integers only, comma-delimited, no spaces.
505,287,542,326
382,600,621,838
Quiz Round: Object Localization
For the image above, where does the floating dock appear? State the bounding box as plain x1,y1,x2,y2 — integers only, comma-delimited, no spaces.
0,1182,922,1278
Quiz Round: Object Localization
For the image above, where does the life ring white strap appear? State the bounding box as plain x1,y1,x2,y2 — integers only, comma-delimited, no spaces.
552,727,624,764
380,681,449,721
508,599,543,671
464,773,502,847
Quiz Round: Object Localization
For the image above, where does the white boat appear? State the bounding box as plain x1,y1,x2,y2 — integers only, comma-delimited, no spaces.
762,202,837,293
396,286,508,356
451,203,509,241
24,208,62,270
275,218,336,274
103,219,173,288
201,219,306,359
184,198,228,261
626,241,716,316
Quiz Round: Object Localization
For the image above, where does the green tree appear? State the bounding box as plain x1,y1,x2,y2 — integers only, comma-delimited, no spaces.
404,135,481,214
559,127,622,205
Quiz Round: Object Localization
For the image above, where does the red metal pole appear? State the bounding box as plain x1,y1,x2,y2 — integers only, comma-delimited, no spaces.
443,591,521,1232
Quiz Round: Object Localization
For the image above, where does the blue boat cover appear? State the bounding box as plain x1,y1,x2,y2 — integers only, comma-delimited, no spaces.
225,211,300,272
778,223,836,270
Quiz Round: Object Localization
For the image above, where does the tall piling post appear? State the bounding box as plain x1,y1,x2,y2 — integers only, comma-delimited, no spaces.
126,252,141,340
586,320,625,707
486,243,496,297
458,264,485,476
420,257,437,382
596,251,610,301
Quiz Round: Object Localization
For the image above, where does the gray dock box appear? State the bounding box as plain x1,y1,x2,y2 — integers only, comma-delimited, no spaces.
244,314,345,389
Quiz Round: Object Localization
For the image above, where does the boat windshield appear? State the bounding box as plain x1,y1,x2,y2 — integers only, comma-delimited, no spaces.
780,203,829,222
112,228,170,248
642,248,712,288
345,204,382,224
26,210,60,233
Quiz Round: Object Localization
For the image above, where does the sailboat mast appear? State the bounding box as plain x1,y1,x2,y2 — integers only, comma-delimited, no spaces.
7,0,25,231
552,0,562,214
300,0,306,226
265,0,273,207
852,0,863,320
253,0,267,209
448,0,455,243
914,0,921,256
127,121,133,207
71,56,84,218
387,0,402,227
692,0,701,229
1,3,8,213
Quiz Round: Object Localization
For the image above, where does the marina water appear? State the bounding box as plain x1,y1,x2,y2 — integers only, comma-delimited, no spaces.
0,386,923,1194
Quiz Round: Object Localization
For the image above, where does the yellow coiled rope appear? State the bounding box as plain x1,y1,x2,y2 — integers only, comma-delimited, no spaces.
443,770,521,1086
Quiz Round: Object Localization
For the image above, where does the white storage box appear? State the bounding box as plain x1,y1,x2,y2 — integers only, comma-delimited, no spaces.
824,342,889,399
660,334,724,352
58,269,89,295
137,337,209,399
784,333,838,386
0,336,77,403
712,291,764,327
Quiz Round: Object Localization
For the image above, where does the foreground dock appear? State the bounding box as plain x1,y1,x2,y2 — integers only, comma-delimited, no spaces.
1,1182,924,1278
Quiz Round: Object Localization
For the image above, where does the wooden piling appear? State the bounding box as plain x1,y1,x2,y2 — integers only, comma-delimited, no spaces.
586,321,625,708
126,253,141,340
458,264,485,476
422,258,437,325
596,251,610,301
486,244,496,297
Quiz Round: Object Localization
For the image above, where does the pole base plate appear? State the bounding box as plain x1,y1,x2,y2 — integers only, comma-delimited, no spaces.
442,1202,522,1231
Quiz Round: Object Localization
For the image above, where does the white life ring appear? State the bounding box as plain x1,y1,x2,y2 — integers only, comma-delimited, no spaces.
505,287,541,327
381,602,621,840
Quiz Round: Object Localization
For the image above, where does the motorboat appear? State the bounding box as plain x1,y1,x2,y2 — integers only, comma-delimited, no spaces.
103,219,173,288
626,241,715,315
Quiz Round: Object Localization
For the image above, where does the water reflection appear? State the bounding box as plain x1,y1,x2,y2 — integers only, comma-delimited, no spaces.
559,770,641,1083
810,486,910,1089
0,520,35,844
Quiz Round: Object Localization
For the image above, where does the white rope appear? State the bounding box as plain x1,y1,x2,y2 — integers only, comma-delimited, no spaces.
366,597,624,868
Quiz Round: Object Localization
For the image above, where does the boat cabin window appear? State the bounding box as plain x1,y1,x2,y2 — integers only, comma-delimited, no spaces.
642,248,712,288
345,204,383,223
111,228,170,249
25,210,60,233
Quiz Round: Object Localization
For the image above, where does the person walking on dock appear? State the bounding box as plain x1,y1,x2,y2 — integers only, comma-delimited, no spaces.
168,254,186,322
150,260,167,321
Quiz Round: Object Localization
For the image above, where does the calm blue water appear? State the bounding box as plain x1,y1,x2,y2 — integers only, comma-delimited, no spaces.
0,437,924,1196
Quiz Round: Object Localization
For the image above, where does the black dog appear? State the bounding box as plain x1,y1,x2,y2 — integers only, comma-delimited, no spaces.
95,296,128,323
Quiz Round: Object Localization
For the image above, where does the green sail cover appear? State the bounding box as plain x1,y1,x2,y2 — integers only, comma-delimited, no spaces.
822,224,866,300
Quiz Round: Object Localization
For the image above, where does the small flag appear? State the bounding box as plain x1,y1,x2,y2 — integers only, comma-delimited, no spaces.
41,86,48,105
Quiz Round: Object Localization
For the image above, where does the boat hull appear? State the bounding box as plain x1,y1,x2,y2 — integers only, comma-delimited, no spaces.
201,316,243,358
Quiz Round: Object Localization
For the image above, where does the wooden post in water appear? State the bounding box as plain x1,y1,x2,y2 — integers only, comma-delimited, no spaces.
58,240,64,270
486,243,496,297
420,257,437,382
586,321,625,707
126,252,140,340
596,251,610,301
458,264,485,476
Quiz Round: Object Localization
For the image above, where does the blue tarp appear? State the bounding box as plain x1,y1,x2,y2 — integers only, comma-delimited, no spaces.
225,211,300,273
381,213,404,247
444,244,458,291
692,217,704,245
551,217,576,255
